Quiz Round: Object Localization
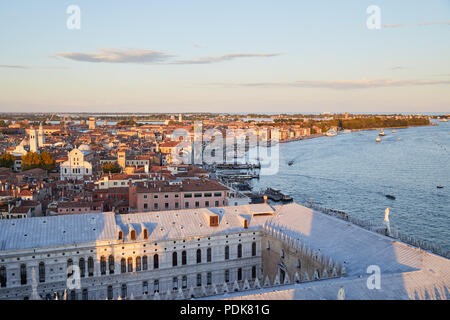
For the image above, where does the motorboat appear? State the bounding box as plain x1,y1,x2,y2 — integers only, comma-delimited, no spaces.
385,194,396,200
288,160,294,166
379,130,386,136
326,128,338,137
437,185,444,189
392,130,397,133
376,137,381,143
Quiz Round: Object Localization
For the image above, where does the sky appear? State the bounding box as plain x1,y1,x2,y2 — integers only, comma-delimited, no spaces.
0,0,449,114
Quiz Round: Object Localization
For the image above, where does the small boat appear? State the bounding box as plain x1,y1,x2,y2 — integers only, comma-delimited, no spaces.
397,137,403,141
376,137,381,143
379,130,386,136
385,195,396,200
288,160,294,166
326,128,338,137
392,130,397,133
439,119,448,122
437,185,444,189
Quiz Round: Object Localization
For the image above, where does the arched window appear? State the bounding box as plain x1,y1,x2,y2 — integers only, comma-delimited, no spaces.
108,255,115,274
237,268,242,281
118,231,123,240
143,229,148,240
142,256,148,270
38,262,45,283
225,246,229,260
252,242,257,256
207,248,212,262
127,257,133,272
88,257,94,276
196,249,202,264
225,269,230,283
107,286,113,300
196,273,202,287
182,275,187,289
20,264,27,285
172,252,178,267
153,254,159,269
121,284,127,299
130,230,136,241
79,258,85,278
136,256,141,272
100,256,106,275
0,266,7,287
172,277,178,290
153,279,159,293
121,258,126,273
181,251,187,265
237,244,242,258
67,259,74,278
252,266,256,279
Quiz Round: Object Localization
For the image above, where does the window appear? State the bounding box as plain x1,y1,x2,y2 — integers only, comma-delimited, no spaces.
67,259,74,278
182,275,187,289
121,258,126,273
207,248,212,262
107,286,113,300
194,193,202,198
109,255,114,274
196,249,202,264
143,203,148,210
207,272,212,285
121,284,127,299
214,192,222,197
153,254,159,269
153,195,158,199
79,258,85,278
225,246,229,260
143,195,148,199
20,264,27,285
215,201,219,207
173,277,178,290
195,201,200,208
185,202,189,208
237,244,242,258
143,229,148,240
142,281,148,295
182,251,187,265
225,269,230,283
0,266,6,287
175,202,179,209
237,268,242,281
204,193,212,197
130,230,136,241
164,194,169,198
252,266,256,279
172,252,178,267
153,280,159,293
165,203,169,209
127,257,133,272
82,289,88,300
88,257,94,276
142,256,148,270
118,231,123,240
175,194,179,198
136,256,141,271
252,242,257,256
184,193,192,198
205,201,209,207
39,262,45,283
196,273,202,287
154,203,158,210
70,290,76,300
100,256,106,275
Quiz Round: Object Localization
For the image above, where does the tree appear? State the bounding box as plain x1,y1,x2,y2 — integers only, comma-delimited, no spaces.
21,151,55,171
102,163,121,174
0,153,15,168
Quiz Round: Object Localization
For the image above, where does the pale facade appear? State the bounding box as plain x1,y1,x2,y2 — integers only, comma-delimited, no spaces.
60,148,93,181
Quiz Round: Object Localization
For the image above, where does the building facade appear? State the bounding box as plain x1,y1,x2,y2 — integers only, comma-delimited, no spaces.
60,148,93,181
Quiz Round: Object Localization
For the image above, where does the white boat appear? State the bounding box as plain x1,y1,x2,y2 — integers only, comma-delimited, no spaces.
379,130,386,136
376,137,381,143
326,128,338,137
392,130,397,133
440,119,448,122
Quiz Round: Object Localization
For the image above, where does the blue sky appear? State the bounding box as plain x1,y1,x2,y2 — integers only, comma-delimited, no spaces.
0,0,449,113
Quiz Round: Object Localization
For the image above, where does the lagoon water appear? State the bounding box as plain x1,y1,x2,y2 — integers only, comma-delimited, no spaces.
250,121,450,251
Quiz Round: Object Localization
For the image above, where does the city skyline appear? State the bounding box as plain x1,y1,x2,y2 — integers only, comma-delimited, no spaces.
1,1,449,113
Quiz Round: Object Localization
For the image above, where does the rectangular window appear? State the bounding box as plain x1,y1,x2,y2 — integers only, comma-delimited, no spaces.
196,274,202,287
214,192,222,197
185,202,189,208
195,201,200,208
194,193,202,198
215,201,219,207
175,202,179,209
164,194,169,198
207,272,212,285
204,193,212,198
184,193,192,198
165,203,169,209
153,195,158,199
143,203,148,209
205,201,209,207
154,203,158,210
